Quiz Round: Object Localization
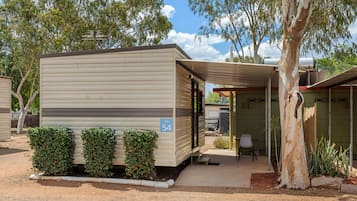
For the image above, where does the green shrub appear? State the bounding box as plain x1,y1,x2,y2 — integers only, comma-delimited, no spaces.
213,137,229,149
123,129,158,180
81,128,116,177
28,127,74,176
307,137,349,178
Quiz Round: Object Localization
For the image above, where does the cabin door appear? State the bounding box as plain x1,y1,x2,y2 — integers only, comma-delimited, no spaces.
191,80,200,149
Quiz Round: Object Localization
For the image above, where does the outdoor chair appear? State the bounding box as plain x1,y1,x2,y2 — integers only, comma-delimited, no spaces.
237,134,257,160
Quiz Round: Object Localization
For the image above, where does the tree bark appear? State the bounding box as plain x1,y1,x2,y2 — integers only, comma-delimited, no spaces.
278,0,312,189
16,108,27,134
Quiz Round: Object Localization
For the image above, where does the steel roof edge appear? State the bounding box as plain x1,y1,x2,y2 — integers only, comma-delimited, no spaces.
176,59,278,69
40,44,191,59
308,66,357,88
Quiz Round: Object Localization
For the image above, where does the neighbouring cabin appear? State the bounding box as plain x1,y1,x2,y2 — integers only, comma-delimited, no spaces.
0,77,11,141
215,86,357,157
40,44,205,167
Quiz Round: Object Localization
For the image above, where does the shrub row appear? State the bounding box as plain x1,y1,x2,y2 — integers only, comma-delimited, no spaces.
28,127,158,180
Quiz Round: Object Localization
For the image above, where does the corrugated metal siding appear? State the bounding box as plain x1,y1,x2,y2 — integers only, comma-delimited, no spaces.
0,78,11,141
174,65,205,165
41,49,175,108
40,48,177,166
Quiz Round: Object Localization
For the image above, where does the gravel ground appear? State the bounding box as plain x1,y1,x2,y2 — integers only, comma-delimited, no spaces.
0,134,357,201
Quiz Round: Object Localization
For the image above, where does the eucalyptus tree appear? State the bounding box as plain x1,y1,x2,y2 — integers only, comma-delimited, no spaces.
278,0,356,189
0,0,172,133
189,0,280,63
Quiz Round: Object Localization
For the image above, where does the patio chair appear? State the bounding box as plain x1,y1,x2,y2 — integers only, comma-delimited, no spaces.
237,134,257,160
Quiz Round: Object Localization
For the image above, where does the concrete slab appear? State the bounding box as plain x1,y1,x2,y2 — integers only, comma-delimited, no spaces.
175,149,273,188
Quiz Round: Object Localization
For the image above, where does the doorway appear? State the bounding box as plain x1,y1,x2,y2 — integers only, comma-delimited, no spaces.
191,79,200,149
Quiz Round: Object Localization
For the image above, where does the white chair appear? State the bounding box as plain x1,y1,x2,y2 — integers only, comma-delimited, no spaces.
238,134,257,160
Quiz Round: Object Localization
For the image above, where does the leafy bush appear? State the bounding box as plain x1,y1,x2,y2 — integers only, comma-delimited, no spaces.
28,127,74,176
307,137,349,178
123,129,158,180
81,128,116,177
213,137,229,149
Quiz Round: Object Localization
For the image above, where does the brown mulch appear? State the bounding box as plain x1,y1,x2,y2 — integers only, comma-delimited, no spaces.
344,177,357,184
251,173,279,189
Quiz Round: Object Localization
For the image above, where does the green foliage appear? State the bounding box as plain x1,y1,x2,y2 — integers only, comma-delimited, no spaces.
28,127,74,176
123,129,158,180
205,91,221,103
316,43,357,77
81,128,116,177
213,137,229,149
307,138,349,178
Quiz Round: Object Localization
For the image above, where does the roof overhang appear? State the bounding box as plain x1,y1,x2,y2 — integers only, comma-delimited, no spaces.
309,67,357,88
176,59,277,87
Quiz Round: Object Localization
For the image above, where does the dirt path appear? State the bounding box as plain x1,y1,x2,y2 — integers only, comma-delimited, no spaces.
0,135,356,201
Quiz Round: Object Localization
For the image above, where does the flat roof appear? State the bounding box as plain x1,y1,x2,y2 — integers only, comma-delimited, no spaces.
177,59,277,87
309,67,357,88
40,43,191,59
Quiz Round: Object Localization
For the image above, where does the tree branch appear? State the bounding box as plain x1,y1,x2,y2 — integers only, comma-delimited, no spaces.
25,90,39,110
290,0,312,33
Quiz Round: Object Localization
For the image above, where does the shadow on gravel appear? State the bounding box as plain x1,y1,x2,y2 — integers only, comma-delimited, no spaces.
0,148,27,156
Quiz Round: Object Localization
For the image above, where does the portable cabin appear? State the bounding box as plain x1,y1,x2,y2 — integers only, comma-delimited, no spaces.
40,44,205,167
0,76,11,141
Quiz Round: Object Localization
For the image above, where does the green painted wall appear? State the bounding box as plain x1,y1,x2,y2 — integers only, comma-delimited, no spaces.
236,88,357,157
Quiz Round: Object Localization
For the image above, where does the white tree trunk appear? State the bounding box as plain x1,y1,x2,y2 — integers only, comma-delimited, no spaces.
278,0,312,189
16,108,27,134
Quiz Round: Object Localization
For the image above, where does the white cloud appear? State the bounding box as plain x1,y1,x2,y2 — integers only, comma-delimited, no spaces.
161,5,175,19
163,30,227,61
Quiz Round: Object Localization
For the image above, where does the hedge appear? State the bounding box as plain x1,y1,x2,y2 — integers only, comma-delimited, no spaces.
28,127,74,176
123,129,158,180
81,128,116,177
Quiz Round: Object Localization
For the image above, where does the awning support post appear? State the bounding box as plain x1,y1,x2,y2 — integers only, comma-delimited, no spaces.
267,77,272,170
265,85,268,155
350,83,354,170
229,92,234,150
328,88,332,145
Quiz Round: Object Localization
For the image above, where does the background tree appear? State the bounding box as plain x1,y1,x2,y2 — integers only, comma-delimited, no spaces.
278,0,356,189
316,43,357,76
188,0,280,63
205,91,221,103
0,0,172,133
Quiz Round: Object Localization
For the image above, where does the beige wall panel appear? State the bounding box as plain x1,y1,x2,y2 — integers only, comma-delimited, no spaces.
174,66,206,165
0,78,11,141
175,116,192,165
42,117,176,166
40,49,176,109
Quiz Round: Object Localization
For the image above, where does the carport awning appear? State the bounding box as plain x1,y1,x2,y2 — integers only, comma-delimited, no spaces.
309,67,357,88
176,59,277,87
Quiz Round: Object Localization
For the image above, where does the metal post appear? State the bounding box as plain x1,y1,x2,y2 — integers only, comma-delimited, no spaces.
229,92,234,150
235,92,239,154
328,88,332,144
267,77,272,170
350,83,353,169
265,86,268,155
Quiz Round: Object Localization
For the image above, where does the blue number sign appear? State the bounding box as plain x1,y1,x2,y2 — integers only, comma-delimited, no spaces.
160,118,173,132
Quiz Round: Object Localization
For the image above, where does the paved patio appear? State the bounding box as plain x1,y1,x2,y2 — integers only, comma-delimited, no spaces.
175,149,274,188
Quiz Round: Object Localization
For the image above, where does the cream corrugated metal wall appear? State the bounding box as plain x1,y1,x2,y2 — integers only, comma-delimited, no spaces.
0,77,11,141
40,48,178,166
174,50,205,166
